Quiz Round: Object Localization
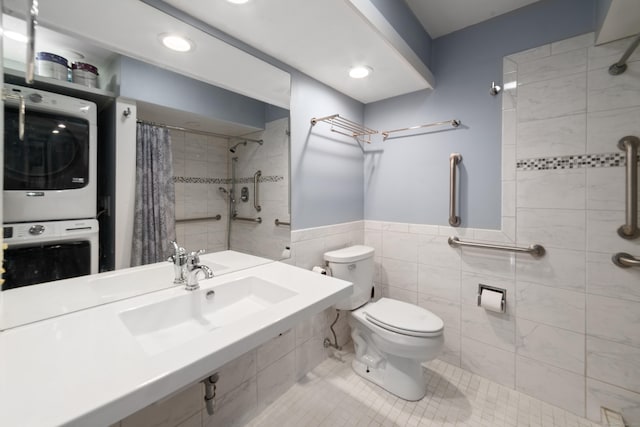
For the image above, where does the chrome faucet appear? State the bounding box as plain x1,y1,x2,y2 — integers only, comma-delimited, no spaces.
167,241,188,285
185,250,214,291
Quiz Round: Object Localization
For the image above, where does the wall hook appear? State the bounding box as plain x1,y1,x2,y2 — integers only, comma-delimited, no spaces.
490,81,502,96
123,107,132,118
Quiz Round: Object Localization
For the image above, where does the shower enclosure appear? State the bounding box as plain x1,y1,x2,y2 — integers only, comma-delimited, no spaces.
171,115,290,261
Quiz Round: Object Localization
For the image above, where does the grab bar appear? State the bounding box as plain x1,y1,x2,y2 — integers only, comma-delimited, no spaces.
448,236,546,257
233,215,262,224
253,170,262,212
617,136,640,239
612,252,640,268
176,215,221,224
275,219,290,227
3,90,26,140
26,0,38,84
449,153,462,226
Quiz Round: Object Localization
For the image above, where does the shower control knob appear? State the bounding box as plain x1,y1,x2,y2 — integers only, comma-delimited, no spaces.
29,93,43,103
29,224,45,235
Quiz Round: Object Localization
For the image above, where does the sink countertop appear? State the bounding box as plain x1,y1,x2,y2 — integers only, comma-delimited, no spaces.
0,250,273,330
0,260,352,427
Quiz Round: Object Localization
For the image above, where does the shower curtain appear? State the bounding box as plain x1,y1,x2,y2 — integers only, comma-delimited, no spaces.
131,123,176,266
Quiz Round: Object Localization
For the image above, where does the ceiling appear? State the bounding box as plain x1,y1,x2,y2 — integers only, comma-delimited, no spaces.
406,0,542,39
164,0,432,104
8,0,630,110
162,0,546,104
3,0,291,109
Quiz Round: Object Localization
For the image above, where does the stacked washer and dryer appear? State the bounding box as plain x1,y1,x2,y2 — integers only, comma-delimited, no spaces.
2,84,99,290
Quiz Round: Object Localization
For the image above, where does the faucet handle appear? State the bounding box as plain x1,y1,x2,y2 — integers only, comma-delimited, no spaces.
168,241,187,264
170,240,186,254
188,249,206,264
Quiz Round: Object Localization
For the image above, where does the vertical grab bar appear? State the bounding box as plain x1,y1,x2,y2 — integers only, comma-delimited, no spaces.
2,91,26,140
253,170,262,212
618,136,640,239
449,153,462,227
26,0,38,84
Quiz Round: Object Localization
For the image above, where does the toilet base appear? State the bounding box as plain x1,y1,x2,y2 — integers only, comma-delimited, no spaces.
351,353,427,401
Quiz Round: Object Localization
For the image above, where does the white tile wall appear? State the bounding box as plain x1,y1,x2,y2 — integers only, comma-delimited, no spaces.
230,118,291,260
173,117,291,259
172,130,228,254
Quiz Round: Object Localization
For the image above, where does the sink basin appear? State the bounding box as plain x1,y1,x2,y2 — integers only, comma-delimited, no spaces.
119,276,297,355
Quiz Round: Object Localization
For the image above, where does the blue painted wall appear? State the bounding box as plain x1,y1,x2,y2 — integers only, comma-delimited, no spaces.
118,56,267,130
290,72,365,229
369,0,433,68
596,0,612,34
364,0,597,229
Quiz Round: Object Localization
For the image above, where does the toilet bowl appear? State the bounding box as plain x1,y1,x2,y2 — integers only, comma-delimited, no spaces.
324,245,444,401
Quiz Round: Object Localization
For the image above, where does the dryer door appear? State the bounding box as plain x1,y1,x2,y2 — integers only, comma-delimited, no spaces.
3,240,91,290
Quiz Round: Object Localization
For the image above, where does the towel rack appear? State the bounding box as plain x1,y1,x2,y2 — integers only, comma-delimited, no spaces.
612,252,640,268
275,219,290,227
617,136,640,239
310,114,378,143
382,119,461,140
448,236,546,257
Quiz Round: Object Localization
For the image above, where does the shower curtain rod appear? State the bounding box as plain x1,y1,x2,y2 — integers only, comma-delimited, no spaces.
136,119,263,143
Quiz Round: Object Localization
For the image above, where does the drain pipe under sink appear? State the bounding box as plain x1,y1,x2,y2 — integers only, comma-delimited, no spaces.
202,373,219,416
323,310,342,350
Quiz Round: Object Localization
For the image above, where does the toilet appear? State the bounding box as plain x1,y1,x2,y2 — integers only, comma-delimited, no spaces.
324,245,444,401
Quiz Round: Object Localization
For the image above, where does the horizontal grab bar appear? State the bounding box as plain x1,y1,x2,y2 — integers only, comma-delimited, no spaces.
275,219,290,226
176,215,221,224
448,236,545,257
233,215,262,224
612,252,640,268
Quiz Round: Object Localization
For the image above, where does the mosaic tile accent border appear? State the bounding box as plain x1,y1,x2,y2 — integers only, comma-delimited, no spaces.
173,177,228,184
173,175,284,184
516,152,634,171
235,175,284,184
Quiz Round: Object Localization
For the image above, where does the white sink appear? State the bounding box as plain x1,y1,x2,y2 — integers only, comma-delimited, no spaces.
119,276,297,355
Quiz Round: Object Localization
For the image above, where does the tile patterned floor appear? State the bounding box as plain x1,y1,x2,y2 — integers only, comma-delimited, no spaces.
245,350,601,427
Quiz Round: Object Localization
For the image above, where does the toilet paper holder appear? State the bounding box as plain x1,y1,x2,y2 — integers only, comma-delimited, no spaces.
477,284,506,313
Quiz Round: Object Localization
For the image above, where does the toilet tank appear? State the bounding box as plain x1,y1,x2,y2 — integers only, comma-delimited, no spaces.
324,245,375,310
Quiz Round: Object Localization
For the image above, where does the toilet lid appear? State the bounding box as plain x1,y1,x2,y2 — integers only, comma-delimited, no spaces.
363,298,444,337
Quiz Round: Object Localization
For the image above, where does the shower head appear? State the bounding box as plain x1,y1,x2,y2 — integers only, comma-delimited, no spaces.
229,139,263,153
218,187,228,194
229,141,247,153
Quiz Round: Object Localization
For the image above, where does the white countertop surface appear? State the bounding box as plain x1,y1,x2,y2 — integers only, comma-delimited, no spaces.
0,260,352,426
0,250,273,330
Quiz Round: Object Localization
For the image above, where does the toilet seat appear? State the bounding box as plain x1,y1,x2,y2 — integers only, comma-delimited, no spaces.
362,298,443,338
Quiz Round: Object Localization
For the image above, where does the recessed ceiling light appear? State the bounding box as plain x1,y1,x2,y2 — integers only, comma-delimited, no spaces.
159,34,194,52
349,66,372,79
57,124,66,129
52,129,60,134
3,30,28,43
227,0,251,4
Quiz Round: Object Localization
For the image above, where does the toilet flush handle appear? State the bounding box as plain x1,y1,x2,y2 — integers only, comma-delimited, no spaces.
348,263,356,270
